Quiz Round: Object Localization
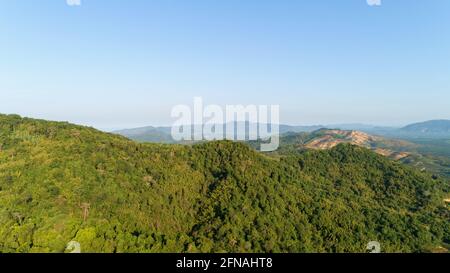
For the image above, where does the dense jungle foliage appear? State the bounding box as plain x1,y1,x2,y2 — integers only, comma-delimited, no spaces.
0,114,448,253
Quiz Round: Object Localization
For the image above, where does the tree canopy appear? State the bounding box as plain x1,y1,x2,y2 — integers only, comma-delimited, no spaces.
0,114,448,253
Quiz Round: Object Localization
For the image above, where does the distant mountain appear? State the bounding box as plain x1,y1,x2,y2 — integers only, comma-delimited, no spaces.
327,123,381,131
328,124,400,135
402,120,450,134
292,129,413,160
114,123,324,143
264,129,450,178
114,126,174,143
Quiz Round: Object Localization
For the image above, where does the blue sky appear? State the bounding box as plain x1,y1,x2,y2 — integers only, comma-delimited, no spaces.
1,0,449,130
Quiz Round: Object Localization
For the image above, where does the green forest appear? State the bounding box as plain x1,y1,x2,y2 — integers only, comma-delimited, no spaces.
0,114,448,253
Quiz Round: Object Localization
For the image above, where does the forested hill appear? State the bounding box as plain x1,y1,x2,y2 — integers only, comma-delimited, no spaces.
0,114,448,253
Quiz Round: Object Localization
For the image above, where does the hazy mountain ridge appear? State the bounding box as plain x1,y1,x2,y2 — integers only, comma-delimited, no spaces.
114,126,174,143
302,129,411,160
402,120,450,133
115,121,450,177
264,129,450,179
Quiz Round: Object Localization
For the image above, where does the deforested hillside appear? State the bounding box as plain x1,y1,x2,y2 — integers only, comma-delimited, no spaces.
0,114,448,253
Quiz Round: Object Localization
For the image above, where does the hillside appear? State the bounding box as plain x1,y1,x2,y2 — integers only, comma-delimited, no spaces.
0,114,449,253
114,123,324,143
289,129,413,160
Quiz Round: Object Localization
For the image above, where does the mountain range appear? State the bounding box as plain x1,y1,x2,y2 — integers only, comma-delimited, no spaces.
402,120,450,133
113,120,450,143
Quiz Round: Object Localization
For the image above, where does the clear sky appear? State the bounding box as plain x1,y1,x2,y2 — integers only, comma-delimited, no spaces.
1,0,449,130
